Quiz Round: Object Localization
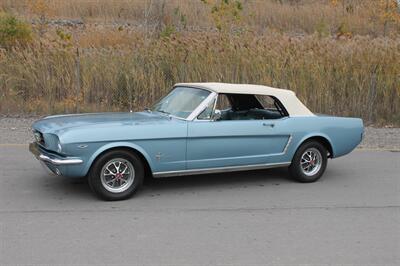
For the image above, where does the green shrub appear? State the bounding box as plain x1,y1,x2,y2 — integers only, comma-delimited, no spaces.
160,25,175,38
0,12,32,48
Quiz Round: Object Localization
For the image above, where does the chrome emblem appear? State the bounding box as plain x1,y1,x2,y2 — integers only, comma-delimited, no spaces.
155,152,163,161
77,144,88,149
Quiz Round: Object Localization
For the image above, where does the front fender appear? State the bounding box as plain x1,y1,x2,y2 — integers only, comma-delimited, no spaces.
82,141,154,176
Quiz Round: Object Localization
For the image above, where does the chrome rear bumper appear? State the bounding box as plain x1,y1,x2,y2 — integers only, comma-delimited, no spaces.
29,142,83,165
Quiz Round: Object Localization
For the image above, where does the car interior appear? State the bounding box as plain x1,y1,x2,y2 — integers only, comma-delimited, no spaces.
207,93,288,121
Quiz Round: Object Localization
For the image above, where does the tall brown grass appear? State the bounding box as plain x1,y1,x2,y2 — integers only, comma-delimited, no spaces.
1,31,398,124
0,0,399,125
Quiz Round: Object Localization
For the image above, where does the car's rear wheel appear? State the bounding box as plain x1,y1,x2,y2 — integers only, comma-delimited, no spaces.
289,140,327,183
88,149,144,200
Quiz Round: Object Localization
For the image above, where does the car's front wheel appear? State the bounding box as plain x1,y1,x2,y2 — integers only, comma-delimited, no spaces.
289,140,327,183
88,149,144,200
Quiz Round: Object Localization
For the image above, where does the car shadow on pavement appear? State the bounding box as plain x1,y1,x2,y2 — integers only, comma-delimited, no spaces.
40,176,93,200
45,167,292,200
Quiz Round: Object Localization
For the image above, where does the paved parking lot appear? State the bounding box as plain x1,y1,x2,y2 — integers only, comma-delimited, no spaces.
0,146,399,265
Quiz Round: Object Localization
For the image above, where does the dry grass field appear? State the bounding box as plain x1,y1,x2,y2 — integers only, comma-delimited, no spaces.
0,0,399,125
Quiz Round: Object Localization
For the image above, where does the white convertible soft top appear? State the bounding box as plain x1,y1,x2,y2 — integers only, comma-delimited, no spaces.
175,82,314,117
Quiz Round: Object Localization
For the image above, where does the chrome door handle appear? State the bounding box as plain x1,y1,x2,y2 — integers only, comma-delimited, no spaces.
263,123,275,128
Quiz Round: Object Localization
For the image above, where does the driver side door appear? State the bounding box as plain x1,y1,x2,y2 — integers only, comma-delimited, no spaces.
186,94,291,170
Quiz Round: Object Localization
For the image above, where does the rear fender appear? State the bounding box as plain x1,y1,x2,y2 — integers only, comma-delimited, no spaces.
294,133,335,158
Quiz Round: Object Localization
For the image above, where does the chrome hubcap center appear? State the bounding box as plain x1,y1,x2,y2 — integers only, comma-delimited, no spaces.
100,158,135,193
300,148,322,177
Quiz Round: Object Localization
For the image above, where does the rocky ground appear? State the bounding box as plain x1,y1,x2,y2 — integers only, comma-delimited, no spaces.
0,116,399,150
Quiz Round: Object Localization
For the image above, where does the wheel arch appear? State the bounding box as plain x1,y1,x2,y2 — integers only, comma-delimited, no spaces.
83,142,154,177
295,134,334,158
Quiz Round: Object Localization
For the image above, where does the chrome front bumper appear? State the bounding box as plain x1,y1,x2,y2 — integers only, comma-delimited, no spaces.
29,142,83,165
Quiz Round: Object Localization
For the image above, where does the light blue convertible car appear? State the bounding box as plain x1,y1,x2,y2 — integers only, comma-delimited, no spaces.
30,83,364,200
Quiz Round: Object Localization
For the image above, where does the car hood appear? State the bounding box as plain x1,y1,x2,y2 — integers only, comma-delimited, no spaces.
32,112,171,134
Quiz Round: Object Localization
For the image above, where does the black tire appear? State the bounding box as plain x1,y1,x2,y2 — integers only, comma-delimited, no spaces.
289,140,327,183
88,149,144,201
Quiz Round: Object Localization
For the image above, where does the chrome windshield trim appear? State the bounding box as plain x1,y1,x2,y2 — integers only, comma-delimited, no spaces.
152,86,216,121
152,111,188,121
173,83,218,94
153,162,291,178
186,91,218,121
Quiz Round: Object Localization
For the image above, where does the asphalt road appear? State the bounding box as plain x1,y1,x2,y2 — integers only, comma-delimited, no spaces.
0,146,399,265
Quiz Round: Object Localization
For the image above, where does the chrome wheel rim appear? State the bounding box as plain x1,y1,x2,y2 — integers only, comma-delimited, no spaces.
300,148,322,176
100,158,135,193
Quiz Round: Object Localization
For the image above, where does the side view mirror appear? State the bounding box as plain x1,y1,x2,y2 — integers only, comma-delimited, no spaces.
213,109,222,121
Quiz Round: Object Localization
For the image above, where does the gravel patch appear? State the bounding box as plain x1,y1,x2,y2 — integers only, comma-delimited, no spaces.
0,117,39,144
358,127,400,150
0,116,399,150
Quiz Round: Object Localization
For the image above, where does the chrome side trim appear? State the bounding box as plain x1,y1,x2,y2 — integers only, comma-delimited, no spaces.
266,135,292,157
282,135,292,154
153,162,291,178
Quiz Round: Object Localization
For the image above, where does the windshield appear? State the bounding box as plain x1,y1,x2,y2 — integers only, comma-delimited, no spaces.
152,87,210,119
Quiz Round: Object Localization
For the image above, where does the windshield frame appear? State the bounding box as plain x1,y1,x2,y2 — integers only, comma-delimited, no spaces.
151,86,217,121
